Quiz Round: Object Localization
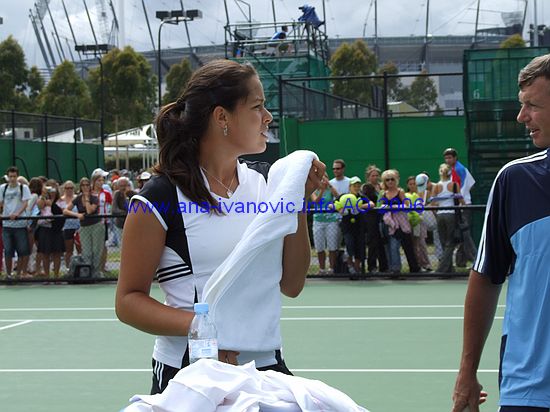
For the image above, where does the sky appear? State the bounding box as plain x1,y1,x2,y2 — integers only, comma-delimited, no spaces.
1,0,549,69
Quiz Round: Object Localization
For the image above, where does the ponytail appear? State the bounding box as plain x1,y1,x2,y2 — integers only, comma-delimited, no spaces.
153,60,258,208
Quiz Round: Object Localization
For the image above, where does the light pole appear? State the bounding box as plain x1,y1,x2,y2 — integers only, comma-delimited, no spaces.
75,44,112,144
156,9,202,109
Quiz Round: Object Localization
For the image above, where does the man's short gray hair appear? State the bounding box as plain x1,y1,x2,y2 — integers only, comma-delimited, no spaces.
518,54,550,89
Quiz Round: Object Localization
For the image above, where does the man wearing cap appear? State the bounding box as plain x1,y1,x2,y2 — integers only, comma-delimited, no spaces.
136,171,152,192
91,168,112,275
337,176,372,276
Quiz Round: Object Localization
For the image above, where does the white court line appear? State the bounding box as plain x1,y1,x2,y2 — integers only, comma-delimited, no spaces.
0,307,114,312
283,305,506,309
281,317,505,321
293,369,499,373
0,368,498,373
0,320,32,331
0,317,505,322
0,368,149,372
0,319,117,322
0,305,506,311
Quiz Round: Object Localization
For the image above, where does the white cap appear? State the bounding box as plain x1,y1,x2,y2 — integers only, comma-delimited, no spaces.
349,176,362,185
139,171,152,180
415,173,429,192
91,168,108,179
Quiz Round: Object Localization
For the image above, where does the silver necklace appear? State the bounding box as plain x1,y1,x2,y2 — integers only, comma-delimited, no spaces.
201,167,237,198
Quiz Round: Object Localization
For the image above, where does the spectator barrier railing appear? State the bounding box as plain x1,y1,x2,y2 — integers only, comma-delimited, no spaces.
0,203,485,284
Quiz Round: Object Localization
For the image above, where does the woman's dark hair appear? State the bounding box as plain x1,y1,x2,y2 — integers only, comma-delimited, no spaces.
361,183,378,203
29,177,43,195
154,59,258,207
45,179,60,203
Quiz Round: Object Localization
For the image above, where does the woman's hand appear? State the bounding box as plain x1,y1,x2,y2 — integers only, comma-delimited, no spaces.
305,160,326,198
218,349,240,366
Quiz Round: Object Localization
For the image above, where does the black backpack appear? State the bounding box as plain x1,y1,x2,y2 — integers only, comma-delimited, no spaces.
2,183,24,200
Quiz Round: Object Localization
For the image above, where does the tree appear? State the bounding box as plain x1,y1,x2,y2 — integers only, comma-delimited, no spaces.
163,58,193,105
88,46,157,133
406,71,438,112
376,61,407,101
38,61,92,117
500,34,526,49
0,36,29,110
27,66,44,111
329,40,377,104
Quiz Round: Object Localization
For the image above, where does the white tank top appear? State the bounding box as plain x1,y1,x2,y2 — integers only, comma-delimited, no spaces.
436,180,456,215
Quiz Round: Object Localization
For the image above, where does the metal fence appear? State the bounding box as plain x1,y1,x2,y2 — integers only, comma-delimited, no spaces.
279,72,464,122
0,110,103,182
0,203,484,285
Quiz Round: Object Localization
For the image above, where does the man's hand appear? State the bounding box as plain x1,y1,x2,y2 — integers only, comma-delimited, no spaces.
451,371,487,412
218,349,240,365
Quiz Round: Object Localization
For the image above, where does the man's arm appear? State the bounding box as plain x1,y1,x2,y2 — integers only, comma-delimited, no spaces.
452,270,502,412
10,200,28,220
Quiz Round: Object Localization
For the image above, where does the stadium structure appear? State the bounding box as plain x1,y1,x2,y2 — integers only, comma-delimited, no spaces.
28,0,549,115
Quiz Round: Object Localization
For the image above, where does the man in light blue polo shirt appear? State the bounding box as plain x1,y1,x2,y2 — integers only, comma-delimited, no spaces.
452,54,550,412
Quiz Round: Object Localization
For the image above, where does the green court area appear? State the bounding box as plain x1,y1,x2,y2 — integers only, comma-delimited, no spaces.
0,280,505,412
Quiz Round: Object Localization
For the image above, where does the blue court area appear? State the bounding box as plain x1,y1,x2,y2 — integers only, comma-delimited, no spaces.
0,280,504,412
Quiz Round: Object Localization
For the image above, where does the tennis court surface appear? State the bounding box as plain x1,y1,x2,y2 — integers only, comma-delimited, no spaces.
0,279,505,412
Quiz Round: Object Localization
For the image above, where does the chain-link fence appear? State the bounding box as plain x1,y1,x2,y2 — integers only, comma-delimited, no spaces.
278,71,464,122
0,203,484,284
0,110,102,182
307,204,483,279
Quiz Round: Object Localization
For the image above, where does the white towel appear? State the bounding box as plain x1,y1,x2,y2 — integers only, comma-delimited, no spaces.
124,359,369,412
202,150,318,351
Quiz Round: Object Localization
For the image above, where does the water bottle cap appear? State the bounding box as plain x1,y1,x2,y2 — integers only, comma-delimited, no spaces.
194,302,209,314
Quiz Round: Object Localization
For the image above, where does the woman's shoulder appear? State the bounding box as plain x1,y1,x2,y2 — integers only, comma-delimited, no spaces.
238,159,270,181
138,174,176,199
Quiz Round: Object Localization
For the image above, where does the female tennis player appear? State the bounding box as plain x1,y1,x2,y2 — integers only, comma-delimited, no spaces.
115,59,324,394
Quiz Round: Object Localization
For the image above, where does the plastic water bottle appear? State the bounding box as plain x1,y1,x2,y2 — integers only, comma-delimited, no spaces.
188,302,218,364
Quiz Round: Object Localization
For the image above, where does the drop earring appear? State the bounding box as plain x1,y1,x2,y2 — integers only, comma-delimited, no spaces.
223,125,228,136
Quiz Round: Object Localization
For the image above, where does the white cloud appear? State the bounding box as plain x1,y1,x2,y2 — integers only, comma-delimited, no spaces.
0,0,548,68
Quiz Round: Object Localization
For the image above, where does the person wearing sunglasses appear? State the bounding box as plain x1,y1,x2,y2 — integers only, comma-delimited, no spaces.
64,178,102,277
329,159,350,197
59,181,81,270
379,169,420,274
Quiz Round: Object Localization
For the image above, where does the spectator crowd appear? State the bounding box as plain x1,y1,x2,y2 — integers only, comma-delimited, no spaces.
0,166,151,281
310,148,477,277
1,147,477,280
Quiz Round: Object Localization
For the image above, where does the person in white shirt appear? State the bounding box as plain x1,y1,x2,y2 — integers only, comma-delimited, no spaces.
0,166,32,279
115,59,324,395
329,159,350,196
